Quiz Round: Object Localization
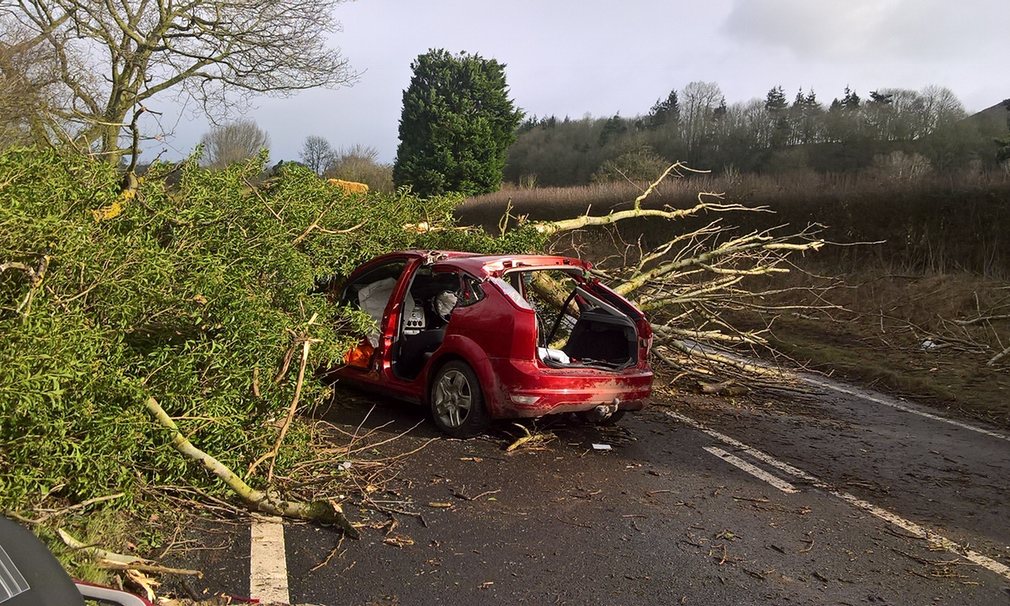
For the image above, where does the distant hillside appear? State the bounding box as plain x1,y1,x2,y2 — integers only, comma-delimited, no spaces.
965,100,1010,134
505,86,1010,186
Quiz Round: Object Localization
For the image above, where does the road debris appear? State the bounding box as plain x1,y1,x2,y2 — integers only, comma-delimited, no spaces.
505,423,555,452
452,489,502,501
383,534,415,548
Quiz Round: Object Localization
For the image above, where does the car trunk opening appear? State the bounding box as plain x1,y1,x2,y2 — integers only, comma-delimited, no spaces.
499,268,642,371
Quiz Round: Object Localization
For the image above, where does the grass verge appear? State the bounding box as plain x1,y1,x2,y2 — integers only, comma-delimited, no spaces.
743,271,1010,429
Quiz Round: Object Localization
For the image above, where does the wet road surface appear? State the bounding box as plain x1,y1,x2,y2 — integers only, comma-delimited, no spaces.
187,379,1010,605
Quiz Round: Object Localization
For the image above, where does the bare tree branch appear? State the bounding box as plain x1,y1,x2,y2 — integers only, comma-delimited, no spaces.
3,0,358,158
516,163,829,384
145,396,359,536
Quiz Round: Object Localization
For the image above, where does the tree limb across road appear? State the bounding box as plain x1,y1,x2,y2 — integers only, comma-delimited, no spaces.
519,162,827,383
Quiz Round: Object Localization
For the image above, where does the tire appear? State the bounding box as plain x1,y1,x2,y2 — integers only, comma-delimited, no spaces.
429,360,489,438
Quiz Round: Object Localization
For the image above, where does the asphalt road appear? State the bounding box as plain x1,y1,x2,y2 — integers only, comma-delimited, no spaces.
187,378,1010,605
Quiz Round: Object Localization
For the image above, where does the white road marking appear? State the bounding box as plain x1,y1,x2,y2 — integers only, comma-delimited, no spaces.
680,339,1010,444
664,409,1010,582
250,516,290,605
704,446,799,493
803,376,1010,444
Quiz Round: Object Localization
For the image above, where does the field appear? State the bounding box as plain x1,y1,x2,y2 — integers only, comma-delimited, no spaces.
459,171,1010,428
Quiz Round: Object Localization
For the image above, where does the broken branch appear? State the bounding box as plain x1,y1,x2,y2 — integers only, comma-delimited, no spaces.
144,396,358,537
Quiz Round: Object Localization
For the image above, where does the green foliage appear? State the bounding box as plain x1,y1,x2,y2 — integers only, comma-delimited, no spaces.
0,147,467,513
598,114,628,147
648,90,680,129
505,82,987,186
504,116,615,186
393,49,523,197
591,145,670,183
764,86,788,112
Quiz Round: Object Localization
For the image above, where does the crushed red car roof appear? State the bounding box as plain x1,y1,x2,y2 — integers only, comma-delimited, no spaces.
398,250,591,277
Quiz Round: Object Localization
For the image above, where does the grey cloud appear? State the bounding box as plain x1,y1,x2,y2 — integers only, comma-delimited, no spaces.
722,0,1007,62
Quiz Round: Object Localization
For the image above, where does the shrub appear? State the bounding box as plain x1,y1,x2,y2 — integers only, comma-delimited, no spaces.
591,145,671,184
324,145,394,193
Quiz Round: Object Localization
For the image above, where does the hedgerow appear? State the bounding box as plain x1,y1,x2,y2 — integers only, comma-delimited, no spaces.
0,147,524,514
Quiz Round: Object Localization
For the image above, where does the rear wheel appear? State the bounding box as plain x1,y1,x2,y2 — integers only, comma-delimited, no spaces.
429,361,488,437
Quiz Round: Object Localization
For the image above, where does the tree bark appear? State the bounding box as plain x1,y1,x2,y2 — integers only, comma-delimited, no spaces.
145,396,359,538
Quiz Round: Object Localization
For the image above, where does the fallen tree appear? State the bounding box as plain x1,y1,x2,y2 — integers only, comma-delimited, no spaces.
145,397,357,537
0,147,483,533
1,149,823,590
500,163,827,384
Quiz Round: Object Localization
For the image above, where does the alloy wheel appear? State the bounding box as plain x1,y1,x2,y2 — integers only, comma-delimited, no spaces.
433,369,472,428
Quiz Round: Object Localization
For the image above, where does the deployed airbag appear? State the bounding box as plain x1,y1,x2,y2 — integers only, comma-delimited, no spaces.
357,277,396,346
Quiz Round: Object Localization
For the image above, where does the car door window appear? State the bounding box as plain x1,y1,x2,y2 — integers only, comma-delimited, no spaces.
457,274,485,307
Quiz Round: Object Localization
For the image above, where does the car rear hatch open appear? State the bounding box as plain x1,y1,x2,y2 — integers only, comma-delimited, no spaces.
495,267,650,372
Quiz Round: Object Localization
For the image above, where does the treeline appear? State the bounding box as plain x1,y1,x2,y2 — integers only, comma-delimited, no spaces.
505,83,1010,186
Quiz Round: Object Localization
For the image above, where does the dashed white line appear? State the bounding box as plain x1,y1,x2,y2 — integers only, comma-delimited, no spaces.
704,446,799,493
250,516,290,605
667,410,818,482
665,409,1010,582
680,339,1010,443
803,376,1010,444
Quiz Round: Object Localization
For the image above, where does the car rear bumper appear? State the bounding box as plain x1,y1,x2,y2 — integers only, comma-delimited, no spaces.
489,359,653,418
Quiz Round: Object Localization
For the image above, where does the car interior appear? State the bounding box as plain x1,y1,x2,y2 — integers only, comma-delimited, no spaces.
512,269,639,370
339,261,408,347
339,262,636,376
393,268,460,380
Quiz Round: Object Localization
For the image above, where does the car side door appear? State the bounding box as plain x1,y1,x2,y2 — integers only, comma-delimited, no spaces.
337,257,416,382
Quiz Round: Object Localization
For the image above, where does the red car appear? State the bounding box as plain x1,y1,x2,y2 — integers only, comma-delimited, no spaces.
331,251,653,437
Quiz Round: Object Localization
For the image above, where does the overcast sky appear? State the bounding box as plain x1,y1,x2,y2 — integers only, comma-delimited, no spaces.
149,0,1010,163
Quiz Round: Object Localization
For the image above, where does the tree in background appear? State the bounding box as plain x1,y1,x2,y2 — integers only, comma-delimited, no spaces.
919,85,966,135
300,136,336,176
598,114,628,146
765,86,791,148
990,100,1010,169
504,116,612,186
2,0,356,161
648,90,680,129
591,145,670,183
791,90,823,145
325,145,394,192
504,82,993,185
841,87,862,110
393,49,523,196
681,81,724,156
864,90,895,140
0,20,65,149
200,120,270,168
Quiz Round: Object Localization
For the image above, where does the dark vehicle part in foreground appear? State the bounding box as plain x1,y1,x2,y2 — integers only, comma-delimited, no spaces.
330,251,654,437
0,516,153,605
